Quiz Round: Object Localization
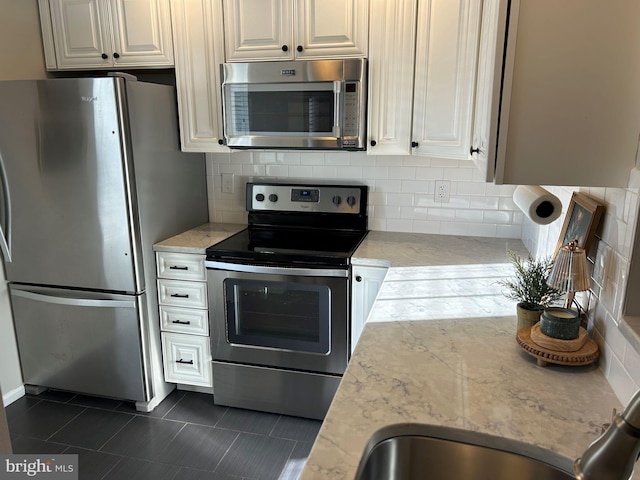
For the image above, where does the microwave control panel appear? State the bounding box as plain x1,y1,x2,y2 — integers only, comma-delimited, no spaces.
342,82,359,139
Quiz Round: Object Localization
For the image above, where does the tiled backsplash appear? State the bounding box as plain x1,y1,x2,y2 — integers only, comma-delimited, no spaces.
206,151,524,238
523,170,640,404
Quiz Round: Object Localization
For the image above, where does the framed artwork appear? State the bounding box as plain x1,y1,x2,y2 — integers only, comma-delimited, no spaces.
555,192,604,260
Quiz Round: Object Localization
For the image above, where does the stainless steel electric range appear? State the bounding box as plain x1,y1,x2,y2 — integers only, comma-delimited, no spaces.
205,180,368,419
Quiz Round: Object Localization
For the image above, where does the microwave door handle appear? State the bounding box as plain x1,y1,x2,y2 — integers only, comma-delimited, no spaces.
333,81,341,139
0,149,12,263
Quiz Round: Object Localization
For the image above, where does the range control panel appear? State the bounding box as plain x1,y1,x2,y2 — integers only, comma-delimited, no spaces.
246,182,367,215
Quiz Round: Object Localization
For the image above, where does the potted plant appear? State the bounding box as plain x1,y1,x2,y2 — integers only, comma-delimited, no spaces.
498,248,564,332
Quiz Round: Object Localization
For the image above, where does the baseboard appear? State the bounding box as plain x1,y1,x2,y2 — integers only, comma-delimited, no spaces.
2,385,25,406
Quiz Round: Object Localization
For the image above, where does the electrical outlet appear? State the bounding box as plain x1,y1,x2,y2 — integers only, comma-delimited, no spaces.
222,173,234,194
435,180,450,203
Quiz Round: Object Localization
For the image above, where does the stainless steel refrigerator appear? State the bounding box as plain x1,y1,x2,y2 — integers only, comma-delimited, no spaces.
0,76,208,411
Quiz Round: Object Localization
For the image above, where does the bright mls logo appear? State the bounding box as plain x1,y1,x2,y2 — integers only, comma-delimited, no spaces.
0,455,78,480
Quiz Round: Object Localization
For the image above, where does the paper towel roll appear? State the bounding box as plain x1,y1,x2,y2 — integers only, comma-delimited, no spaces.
513,185,562,225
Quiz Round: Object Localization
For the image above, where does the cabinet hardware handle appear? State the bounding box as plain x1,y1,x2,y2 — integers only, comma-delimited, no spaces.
355,275,362,282
101,53,108,59
411,141,419,148
281,45,288,52
169,265,189,270
113,52,120,59
171,320,191,325
470,146,481,155
297,45,303,52
370,140,376,147
218,139,224,145
170,293,189,298
176,359,194,365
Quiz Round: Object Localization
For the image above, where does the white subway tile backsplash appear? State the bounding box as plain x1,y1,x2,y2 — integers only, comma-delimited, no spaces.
483,210,513,224
265,165,289,177
207,151,526,241
311,165,338,178
455,182,486,196
415,167,445,180
454,209,484,223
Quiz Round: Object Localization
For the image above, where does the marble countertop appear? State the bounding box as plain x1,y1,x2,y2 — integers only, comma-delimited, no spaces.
303,231,629,480
301,315,624,479
153,222,245,254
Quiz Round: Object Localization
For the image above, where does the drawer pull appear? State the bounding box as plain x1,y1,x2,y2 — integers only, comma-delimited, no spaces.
171,319,191,325
170,293,189,298
176,359,194,365
169,265,189,270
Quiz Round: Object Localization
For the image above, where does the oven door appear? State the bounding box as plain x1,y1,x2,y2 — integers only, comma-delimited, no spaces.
206,262,349,375
222,81,343,149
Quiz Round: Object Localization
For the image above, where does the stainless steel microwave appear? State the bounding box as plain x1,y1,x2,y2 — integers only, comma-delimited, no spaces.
221,58,367,150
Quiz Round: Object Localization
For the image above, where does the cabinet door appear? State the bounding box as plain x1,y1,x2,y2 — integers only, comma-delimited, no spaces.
223,0,293,61
171,0,227,151
494,0,640,186
470,0,507,181
412,0,481,159
48,0,113,69
351,265,388,354
295,0,368,59
109,0,174,66
367,0,417,155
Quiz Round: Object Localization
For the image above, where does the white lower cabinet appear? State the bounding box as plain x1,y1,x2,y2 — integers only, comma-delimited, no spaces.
351,264,388,354
156,251,212,388
161,332,212,387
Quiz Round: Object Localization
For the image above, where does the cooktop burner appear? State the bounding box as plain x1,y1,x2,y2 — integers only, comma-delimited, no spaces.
206,180,369,268
206,227,367,267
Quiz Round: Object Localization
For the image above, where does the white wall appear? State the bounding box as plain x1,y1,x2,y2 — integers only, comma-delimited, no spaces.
523,171,640,405
0,0,48,403
207,151,524,238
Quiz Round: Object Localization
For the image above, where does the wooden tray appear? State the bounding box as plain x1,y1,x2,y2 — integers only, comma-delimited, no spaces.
530,324,588,352
517,326,599,367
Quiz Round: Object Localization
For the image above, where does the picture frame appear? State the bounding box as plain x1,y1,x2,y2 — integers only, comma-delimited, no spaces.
555,192,604,261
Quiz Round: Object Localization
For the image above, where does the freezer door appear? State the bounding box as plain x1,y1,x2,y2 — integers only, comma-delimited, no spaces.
0,78,138,292
10,284,148,402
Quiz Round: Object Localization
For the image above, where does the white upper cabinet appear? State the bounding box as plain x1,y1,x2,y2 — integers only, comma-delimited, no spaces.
223,0,368,61
170,0,227,151
470,0,506,181
412,0,481,159
39,0,174,70
490,0,640,186
368,0,482,158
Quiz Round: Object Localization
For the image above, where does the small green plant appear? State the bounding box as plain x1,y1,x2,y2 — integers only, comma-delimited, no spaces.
498,248,564,311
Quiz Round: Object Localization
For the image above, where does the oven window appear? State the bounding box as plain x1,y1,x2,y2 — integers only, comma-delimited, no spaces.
225,83,335,136
224,278,330,354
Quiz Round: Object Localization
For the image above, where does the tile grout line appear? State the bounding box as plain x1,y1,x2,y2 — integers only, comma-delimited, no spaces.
45,405,87,442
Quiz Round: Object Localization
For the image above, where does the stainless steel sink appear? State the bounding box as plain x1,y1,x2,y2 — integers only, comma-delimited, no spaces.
354,424,575,480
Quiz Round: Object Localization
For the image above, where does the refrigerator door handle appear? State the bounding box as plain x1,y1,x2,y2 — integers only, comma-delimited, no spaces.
11,288,136,309
0,149,11,263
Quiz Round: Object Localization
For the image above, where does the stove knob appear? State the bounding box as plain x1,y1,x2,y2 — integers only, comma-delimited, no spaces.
347,196,357,207
269,194,278,202
332,195,342,206
255,193,265,202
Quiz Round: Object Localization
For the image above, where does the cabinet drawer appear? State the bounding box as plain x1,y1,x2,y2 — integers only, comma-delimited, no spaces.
160,305,209,335
157,279,207,309
156,252,206,281
161,332,212,387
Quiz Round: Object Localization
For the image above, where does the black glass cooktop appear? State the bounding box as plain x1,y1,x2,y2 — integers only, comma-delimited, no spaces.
206,227,368,267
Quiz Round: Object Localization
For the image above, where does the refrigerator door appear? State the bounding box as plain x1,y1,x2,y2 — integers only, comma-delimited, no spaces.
10,284,148,401
0,78,138,292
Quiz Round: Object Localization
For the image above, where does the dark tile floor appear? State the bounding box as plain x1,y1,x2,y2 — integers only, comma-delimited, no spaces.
5,389,322,480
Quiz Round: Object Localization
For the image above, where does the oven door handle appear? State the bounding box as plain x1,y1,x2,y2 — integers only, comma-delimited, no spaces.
205,261,348,278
